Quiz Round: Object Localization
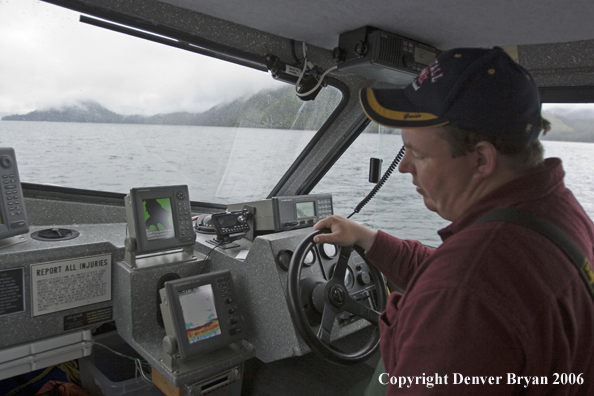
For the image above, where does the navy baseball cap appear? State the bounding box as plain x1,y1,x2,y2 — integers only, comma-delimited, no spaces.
359,47,543,142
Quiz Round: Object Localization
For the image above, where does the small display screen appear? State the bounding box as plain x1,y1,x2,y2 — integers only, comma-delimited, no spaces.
296,201,315,218
218,214,240,228
414,47,437,65
143,198,174,241
179,284,222,344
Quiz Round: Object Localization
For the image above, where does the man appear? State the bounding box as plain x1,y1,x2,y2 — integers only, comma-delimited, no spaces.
314,47,594,395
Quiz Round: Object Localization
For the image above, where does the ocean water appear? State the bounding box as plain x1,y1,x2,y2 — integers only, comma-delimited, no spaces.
314,131,594,246
1,121,315,202
2,120,593,247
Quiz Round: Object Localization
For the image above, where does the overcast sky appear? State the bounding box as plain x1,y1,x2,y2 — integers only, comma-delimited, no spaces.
1,0,593,118
0,0,281,115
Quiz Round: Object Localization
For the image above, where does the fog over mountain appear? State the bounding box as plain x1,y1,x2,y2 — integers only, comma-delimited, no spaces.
543,106,594,120
1,86,342,131
2,94,594,142
540,106,594,142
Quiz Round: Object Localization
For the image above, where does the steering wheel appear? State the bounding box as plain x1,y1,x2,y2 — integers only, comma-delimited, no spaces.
287,228,387,365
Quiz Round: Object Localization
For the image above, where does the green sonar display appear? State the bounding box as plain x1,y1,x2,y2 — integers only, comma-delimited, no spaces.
143,198,174,240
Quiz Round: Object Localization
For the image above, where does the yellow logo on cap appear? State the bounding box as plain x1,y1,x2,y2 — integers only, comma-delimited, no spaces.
364,89,439,122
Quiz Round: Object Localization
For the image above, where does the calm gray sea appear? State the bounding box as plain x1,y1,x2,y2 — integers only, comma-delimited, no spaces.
2,120,593,247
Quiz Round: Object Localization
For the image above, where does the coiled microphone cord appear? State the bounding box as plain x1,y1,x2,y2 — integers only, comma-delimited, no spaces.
347,145,406,219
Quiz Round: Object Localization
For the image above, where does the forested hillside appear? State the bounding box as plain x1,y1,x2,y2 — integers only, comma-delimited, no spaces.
1,85,341,131
2,85,593,142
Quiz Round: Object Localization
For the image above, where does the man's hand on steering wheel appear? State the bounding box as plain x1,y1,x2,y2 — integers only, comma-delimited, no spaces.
287,226,387,365
313,215,378,252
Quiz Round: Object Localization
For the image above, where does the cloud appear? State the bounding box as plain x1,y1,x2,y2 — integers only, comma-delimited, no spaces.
0,0,282,115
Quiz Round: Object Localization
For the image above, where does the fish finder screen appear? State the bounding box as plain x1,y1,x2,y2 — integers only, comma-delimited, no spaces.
179,284,222,344
143,198,174,240
296,201,315,218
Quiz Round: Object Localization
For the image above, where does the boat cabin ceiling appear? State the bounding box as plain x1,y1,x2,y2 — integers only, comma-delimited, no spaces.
45,0,594,96
158,0,594,50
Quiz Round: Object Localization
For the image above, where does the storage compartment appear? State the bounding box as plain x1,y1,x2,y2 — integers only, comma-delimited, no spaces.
80,333,164,396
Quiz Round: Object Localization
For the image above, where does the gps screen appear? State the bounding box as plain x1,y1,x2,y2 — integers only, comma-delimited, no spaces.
143,198,174,240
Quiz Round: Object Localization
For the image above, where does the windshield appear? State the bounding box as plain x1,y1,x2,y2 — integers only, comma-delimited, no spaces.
0,0,342,204
314,103,594,247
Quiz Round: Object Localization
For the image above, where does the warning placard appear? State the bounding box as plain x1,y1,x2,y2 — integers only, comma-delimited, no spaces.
0,268,25,317
30,254,111,317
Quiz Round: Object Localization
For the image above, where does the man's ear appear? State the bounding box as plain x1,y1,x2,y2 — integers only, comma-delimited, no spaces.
473,141,498,180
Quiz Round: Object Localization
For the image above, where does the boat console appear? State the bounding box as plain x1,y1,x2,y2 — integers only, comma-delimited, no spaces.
0,159,382,395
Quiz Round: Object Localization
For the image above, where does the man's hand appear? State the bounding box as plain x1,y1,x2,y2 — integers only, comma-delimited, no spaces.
313,215,378,252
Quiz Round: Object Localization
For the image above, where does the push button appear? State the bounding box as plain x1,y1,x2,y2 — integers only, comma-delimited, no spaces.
10,220,26,229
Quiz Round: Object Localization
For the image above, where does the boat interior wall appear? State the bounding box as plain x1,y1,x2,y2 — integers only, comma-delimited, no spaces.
24,196,126,226
44,0,337,72
48,0,594,85
44,0,594,106
203,228,375,363
111,251,258,387
2,184,376,388
0,235,117,350
521,40,594,88
0,190,126,348
270,79,382,197
156,0,594,51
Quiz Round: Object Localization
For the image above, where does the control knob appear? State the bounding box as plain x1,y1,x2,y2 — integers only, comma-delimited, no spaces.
357,271,371,286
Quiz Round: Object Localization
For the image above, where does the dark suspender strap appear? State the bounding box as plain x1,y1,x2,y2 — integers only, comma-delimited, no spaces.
474,207,594,300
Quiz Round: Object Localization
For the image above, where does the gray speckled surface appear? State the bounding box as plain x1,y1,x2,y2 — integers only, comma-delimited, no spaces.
519,39,594,87
198,230,309,363
25,197,127,226
1,193,377,388
61,0,335,71
112,255,256,387
0,222,124,349
194,228,377,364
4,184,380,389
1,188,258,387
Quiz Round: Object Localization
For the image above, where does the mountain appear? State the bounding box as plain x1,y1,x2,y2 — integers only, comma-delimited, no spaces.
1,86,342,131
540,111,594,142
2,89,593,142
543,106,594,120
2,101,124,123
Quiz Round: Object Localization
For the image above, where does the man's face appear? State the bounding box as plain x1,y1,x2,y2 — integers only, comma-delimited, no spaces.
398,127,478,221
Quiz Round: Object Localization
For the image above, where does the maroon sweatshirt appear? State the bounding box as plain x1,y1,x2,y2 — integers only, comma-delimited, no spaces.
366,158,594,395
